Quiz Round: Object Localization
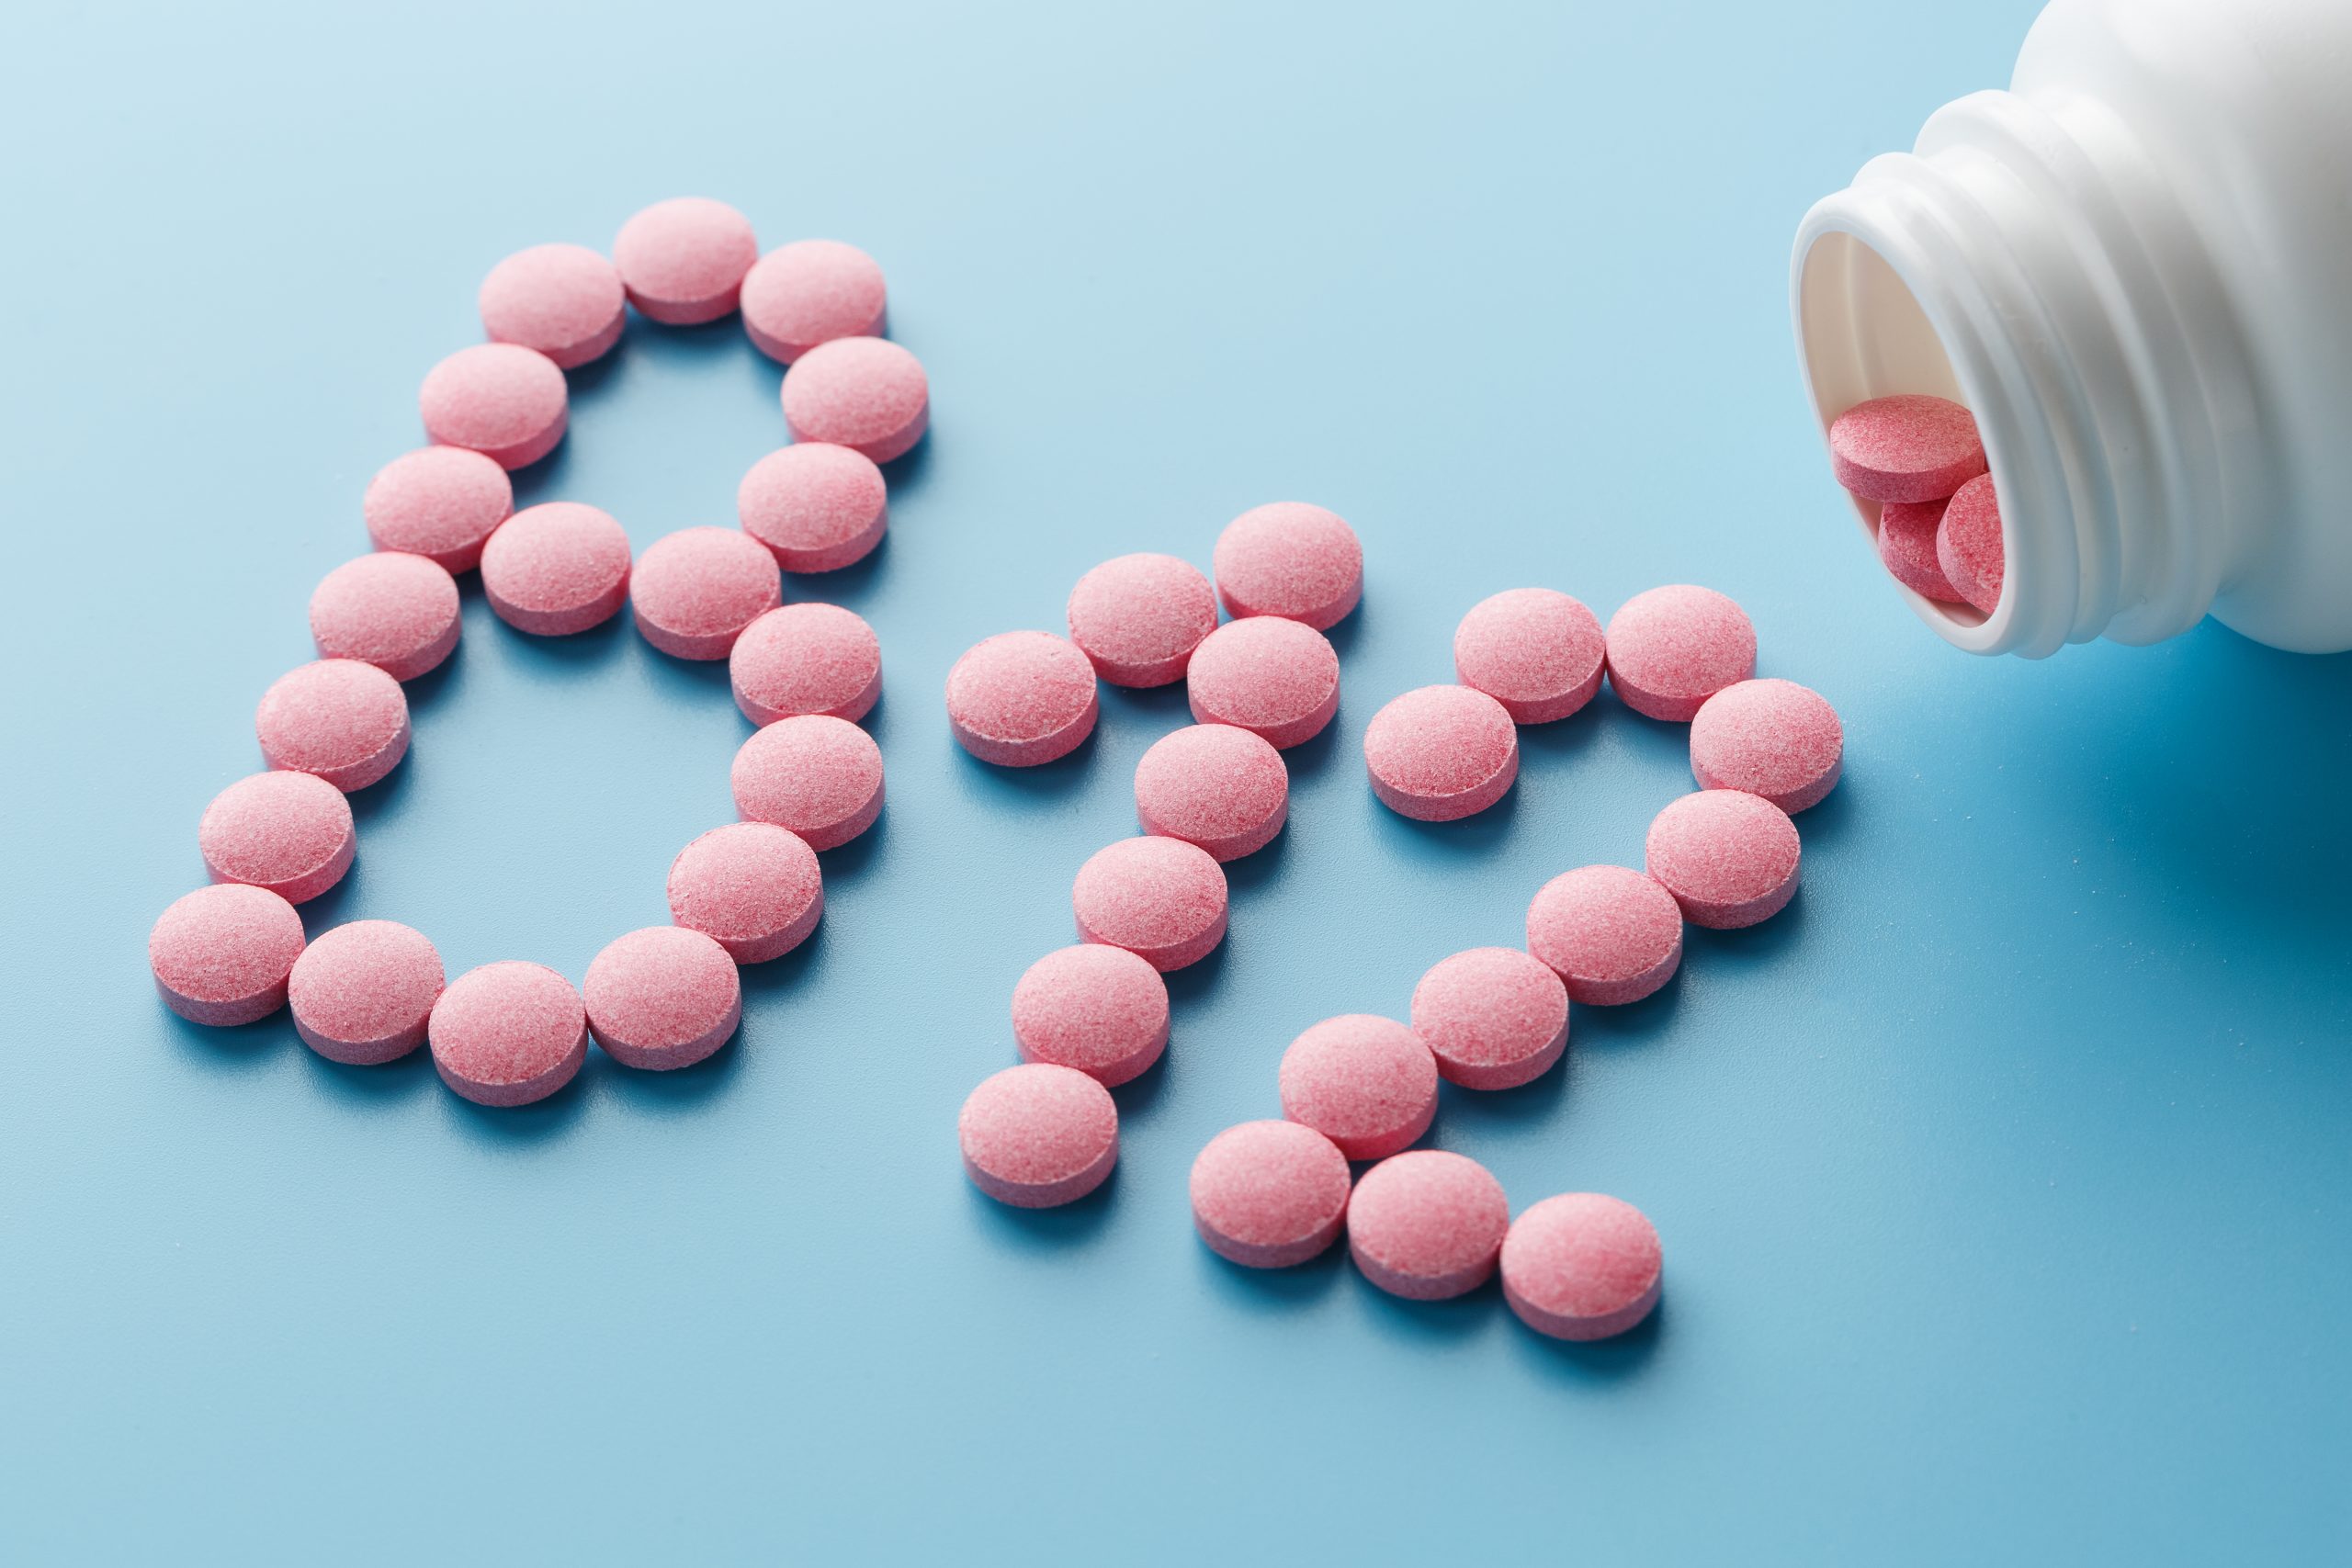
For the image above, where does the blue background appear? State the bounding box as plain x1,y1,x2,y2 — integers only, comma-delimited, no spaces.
5,2,2348,1562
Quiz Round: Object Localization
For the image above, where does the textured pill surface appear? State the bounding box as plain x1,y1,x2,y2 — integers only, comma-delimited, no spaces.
781,336,930,463
1410,947,1569,1090
478,243,626,368
1646,790,1802,929
1690,678,1844,813
1363,684,1520,822
667,821,823,963
481,502,632,636
584,925,742,1071
630,525,783,660
613,197,758,325
738,443,888,573
1525,864,1685,1005
1184,615,1340,749
1877,499,1963,603
1501,1192,1664,1340
1011,943,1170,1087
1191,1120,1352,1269
730,603,882,726
429,961,588,1108
741,240,888,363
255,660,410,792
1066,553,1219,688
731,714,885,851
1134,723,1289,863
149,883,305,1027
198,770,356,905
310,551,461,681
1278,1014,1439,1161
288,919,444,1066
958,1063,1119,1209
1212,502,1363,629
418,343,568,469
1829,393,1987,503
362,446,513,572
1347,1149,1510,1302
1604,585,1758,722
945,630,1099,766
1071,835,1227,973
1938,472,2006,615
1453,588,1607,725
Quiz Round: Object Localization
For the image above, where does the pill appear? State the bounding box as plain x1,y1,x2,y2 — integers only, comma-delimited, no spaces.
198,769,356,904
287,919,444,1066
1211,502,1363,630
418,343,568,469
1277,1014,1439,1160
1603,585,1758,722
1062,553,1219,688
1645,789,1801,929
1828,393,1986,503
1134,723,1289,863
148,883,305,1026
1071,835,1227,973
1190,1120,1351,1269
428,960,588,1108
1363,683,1519,822
1876,498,1963,604
958,1062,1118,1208
629,525,783,660
362,446,513,572
666,820,823,963
780,336,930,463
1346,1149,1510,1302
478,243,626,368
1937,472,2005,615
309,551,461,681
729,603,882,727
1689,678,1844,813
255,659,410,792
1183,615,1340,749
731,713,885,851
1011,943,1170,1087
1500,1192,1663,1340
740,239,888,364
737,443,888,572
480,502,632,636
1409,946,1568,1090
1524,865,1684,1005
1453,587,1606,725
613,197,758,325
945,630,1099,767
583,925,742,1071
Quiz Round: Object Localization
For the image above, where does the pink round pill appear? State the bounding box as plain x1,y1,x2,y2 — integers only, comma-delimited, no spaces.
478,243,626,368
428,961,587,1108
629,525,783,660
1065,553,1219,688
945,630,1099,767
1877,498,1963,604
148,883,305,1027
1278,1014,1439,1161
1689,678,1844,813
1134,723,1289,863
1604,585,1758,723
737,443,888,573
255,659,410,792
309,551,461,681
1183,615,1340,749
1010,943,1170,1087
1500,1192,1663,1341
1453,587,1606,725
1938,472,2006,615
1211,502,1363,630
1363,684,1519,822
729,603,882,726
362,446,513,573
666,821,823,963
1409,947,1569,1090
1190,1120,1352,1269
1645,789,1802,929
613,197,758,326
584,925,742,1071
480,502,632,637
418,342,568,470
731,714,885,852
740,240,888,364
1525,865,1684,1006
287,919,444,1066
958,1062,1118,1209
1346,1149,1510,1302
780,336,930,464
1071,835,1227,973
198,770,356,904
1829,393,1987,503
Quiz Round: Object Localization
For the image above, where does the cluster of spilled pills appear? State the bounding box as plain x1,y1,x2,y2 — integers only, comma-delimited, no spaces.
149,197,929,1108
1830,394,2006,615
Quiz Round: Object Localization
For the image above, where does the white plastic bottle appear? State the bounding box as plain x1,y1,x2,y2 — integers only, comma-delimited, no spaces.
1792,0,2352,657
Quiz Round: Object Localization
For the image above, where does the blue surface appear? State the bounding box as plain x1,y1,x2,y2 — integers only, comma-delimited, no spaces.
5,3,2349,1562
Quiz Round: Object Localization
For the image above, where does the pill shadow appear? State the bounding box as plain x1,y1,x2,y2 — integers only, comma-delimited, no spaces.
1356,1272,1504,1347
1430,1057,1570,1135
1100,681,1192,726
1681,890,1811,973
817,809,890,886
1562,981,1684,1055
297,1039,441,1106
1218,823,1292,897
1276,710,1346,784
1108,1044,1174,1127
949,725,1102,805
786,531,893,615
1323,600,1369,661
1511,700,1609,773
1159,932,1231,1005
1372,781,1522,864
966,1162,1119,1248
1196,1236,1349,1314
735,919,830,1002
444,1074,592,1144
594,1028,748,1115
876,432,936,505
1507,1294,1668,1387
160,1005,294,1073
